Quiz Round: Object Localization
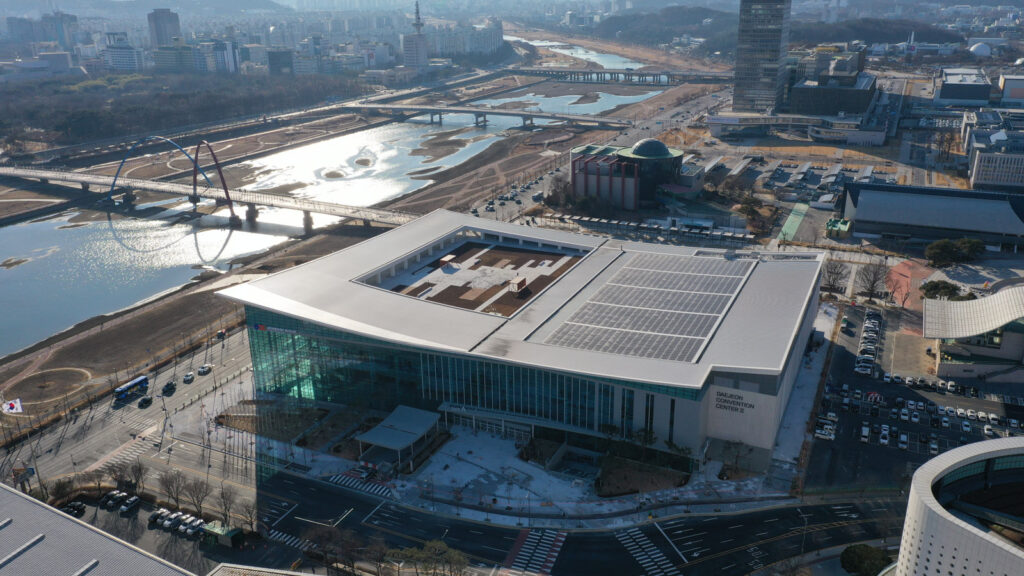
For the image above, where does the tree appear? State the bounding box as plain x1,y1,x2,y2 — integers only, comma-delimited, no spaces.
367,540,390,576
337,529,364,576
925,239,962,267
442,547,468,576
632,428,658,462
855,260,889,301
129,457,148,495
81,470,104,496
106,461,130,489
218,483,238,525
821,260,849,293
241,500,259,533
50,477,75,503
840,544,891,576
184,478,211,517
159,470,186,509
885,270,906,307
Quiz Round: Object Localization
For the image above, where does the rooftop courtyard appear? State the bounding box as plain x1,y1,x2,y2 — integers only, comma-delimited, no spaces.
367,240,582,318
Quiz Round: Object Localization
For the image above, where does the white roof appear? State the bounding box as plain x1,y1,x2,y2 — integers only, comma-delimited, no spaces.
924,286,1024,339
356,405,440,451
0,483,195,576
221,211,823,389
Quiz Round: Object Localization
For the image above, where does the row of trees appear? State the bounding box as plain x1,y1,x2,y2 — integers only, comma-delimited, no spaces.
306,527,468,576
46,460,254,531
925,238,985,268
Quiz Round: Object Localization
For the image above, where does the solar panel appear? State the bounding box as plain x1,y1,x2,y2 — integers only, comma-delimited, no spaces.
545,252,755,363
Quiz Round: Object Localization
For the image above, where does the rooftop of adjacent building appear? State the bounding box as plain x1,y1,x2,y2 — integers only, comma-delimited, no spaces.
942,67,991,85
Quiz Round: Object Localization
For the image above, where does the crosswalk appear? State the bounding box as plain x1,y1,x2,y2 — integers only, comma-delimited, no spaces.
325,473,394,499
505,529,566,576
106,438,153,468
267,529,314,552
616,528,682,576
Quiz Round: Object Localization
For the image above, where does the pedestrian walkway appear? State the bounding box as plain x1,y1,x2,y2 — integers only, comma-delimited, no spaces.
326,473,394,499
615,527,683,576
267,529,314,552
504,529,566,576
779,202,808,242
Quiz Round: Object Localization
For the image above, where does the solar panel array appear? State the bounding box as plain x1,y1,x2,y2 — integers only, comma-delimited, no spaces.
546,252,754,363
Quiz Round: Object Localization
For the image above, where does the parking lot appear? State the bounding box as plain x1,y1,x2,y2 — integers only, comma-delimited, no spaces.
806,304,1024,493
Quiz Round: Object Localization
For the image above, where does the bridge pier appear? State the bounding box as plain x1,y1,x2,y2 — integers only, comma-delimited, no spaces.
80,183,90,192
429,112,443,125
302,210,314,235
38,178,48,184
188,194,201,210
245,203,259,223
521,116,534,128
121,190,137,206
474,113,487,127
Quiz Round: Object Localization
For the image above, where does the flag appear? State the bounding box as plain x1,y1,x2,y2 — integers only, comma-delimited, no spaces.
2,398,23,414
254,323,268,331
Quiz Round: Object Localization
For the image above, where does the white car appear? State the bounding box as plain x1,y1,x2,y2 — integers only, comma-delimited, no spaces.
962,421,972,433
945,406,955,416
879,432,889,446
855,365,873,375
989,413,1000,425
883,373,892,383
967,409,977,420
957,408,966,419
900,408,910,421
978,412,988,423
911,411,920,424
984,424,994,436
916,401,925,410
941,417,950,428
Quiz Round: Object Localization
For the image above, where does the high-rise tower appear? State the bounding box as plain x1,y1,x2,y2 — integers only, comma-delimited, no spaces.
148,8,181,48
733,0,792,113
402,1,429,72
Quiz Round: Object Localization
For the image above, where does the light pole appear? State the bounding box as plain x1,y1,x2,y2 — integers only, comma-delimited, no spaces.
798,507,809,557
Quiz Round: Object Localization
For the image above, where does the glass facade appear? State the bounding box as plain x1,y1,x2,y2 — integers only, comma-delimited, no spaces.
734,0,792,113
246,306,702,439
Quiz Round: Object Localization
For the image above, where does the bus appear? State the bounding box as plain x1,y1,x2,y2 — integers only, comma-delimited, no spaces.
115,376,149,401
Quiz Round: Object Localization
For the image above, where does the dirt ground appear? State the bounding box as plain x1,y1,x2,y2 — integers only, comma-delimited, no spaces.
505,23,729,73
596,456,689,497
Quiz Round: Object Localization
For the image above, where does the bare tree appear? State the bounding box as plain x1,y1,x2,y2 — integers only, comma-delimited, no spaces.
184,478,211,517
367,540,390,576
81,470,104,496
106,461,130,489
241,500,258,533
129,458,148,495
821,260,849,293
337,529,364,576
855,260,889,301
218,483,238,525
50,477,75,504
159,470,186,509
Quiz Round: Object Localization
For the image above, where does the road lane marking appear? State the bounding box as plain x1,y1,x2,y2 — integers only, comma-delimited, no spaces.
763,518,779,523
656,523,688,564
272,502,298,527
362,500,386,524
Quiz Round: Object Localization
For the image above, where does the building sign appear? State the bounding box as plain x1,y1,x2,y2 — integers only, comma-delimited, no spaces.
714,390,756,414
706,385,779,450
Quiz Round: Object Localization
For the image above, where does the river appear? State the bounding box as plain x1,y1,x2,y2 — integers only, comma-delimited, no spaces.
503,36,646,70
0,82,658,358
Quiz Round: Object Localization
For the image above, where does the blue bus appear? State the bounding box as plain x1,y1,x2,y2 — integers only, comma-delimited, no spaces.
115,376,149,401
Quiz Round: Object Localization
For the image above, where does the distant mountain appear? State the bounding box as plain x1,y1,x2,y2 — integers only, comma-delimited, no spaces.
789,18,964,46
592,6,739,55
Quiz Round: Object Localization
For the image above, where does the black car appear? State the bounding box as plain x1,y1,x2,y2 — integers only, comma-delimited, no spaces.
138,396,153,409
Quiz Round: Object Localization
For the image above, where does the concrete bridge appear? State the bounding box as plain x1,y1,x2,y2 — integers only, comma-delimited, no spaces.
341,102,632,129
0,165,417,231
514,67,733,86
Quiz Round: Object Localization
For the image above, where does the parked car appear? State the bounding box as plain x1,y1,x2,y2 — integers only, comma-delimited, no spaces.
120,495,141,513
163,511,183,529
186,517,205,536
150,508,170,524
177,515,195,533
962,421,972,433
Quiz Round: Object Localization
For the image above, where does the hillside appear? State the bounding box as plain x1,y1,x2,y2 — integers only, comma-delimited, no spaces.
590,9,963,56
0,0,289,17
790,18,963,46
592,6,739,55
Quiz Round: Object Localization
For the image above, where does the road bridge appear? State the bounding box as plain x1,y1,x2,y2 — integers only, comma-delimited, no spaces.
515,67,733,86
341,102,632,128
0,165,417,231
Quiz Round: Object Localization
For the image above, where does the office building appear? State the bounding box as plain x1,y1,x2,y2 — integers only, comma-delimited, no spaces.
925,286,1024,379
148,8,181,48
882,437,1024,576
935,68,993,106
965,129,1024,191
102,32,143,72
401,1,429,72
789,71,876,116
221,210,823,471
733,0,792,113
